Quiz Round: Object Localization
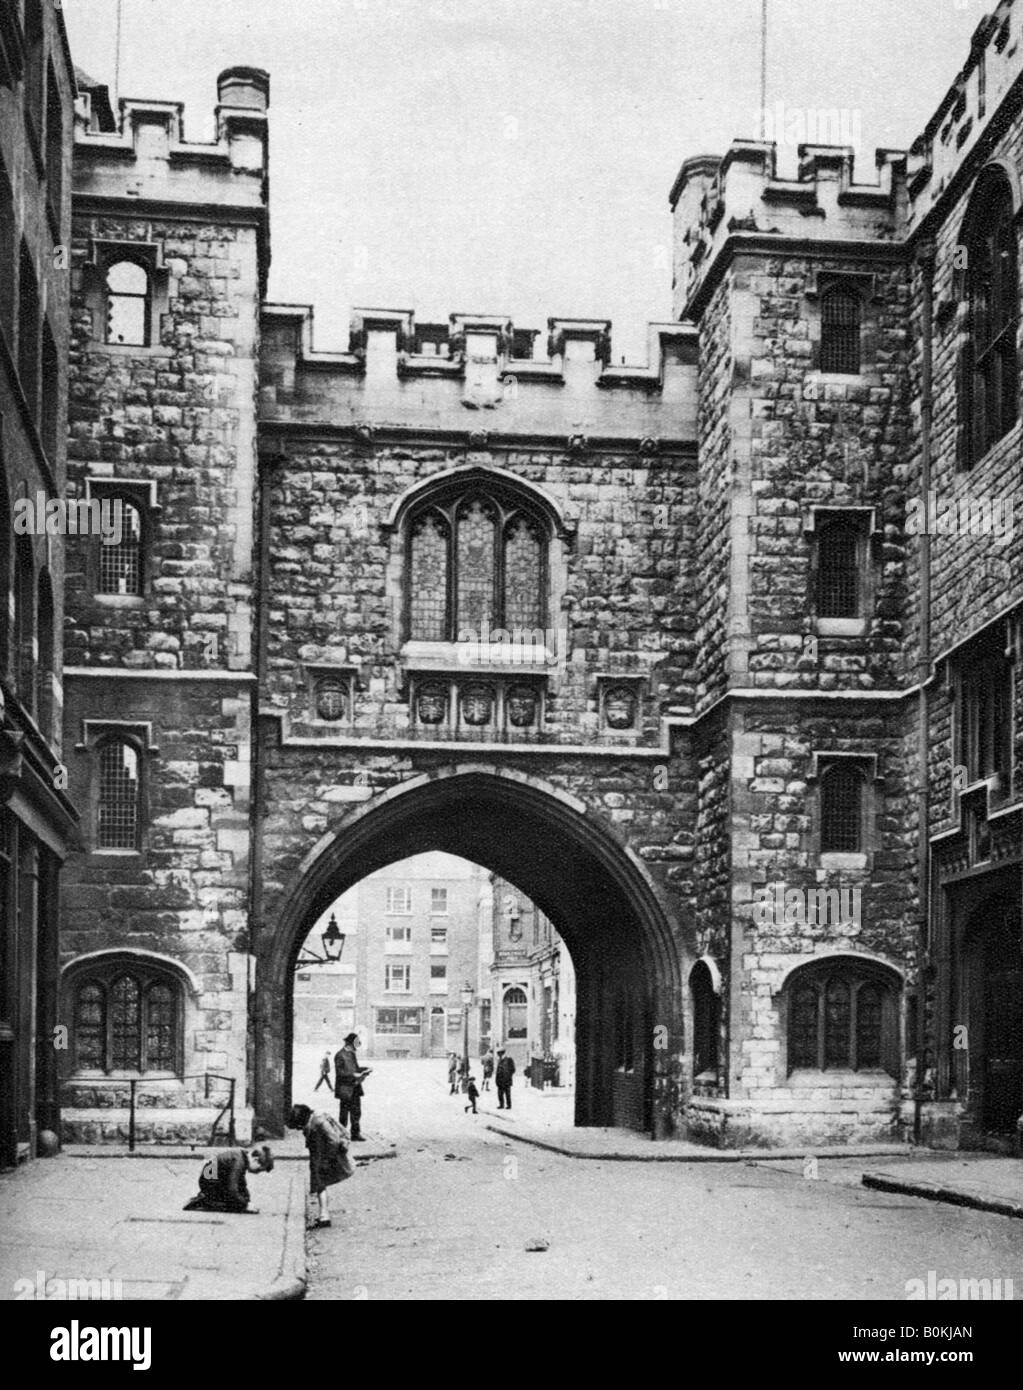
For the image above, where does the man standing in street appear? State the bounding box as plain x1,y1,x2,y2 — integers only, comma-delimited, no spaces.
495,1048,515,1110
334,1032,372,1141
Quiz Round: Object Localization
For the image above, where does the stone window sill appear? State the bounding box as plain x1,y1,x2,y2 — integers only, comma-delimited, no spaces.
785,1069,896,1088
815,617,867,637
819,851,868,873
93,593,145,608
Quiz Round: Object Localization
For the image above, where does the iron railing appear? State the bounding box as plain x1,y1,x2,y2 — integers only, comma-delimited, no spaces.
120,1073,236,1152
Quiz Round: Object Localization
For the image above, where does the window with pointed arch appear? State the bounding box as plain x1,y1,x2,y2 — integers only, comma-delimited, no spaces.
405,482,549,642
105,259,151,346
66,958,183,1075
690,961,720,1079
820,283,862,375
786,959,899,1076
960,168,1019,467
95,738,142,850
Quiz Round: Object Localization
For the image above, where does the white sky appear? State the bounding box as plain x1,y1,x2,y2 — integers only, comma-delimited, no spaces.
64,0,984,361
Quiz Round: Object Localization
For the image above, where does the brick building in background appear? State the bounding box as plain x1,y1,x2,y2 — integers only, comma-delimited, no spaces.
0,1,77,1165
24,0,1023,1152
292,852,490,1062
489,873,575,1085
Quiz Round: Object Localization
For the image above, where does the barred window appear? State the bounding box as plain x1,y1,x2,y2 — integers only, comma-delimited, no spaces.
820,763,863,854
105,260,150,346
820,284,861,374
816,521,860,619
97,739,141,850
404,481,550,642
69,963,182,1074
787,961,898,1074
97,500,142,596
961,170,1019,468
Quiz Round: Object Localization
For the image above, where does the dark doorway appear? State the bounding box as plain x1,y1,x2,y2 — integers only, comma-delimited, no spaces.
980,911,1023,1133
961,893,1023,1138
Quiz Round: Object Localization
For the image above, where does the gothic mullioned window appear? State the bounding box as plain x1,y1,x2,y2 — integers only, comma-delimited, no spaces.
405,481,549,642
960,168,1019,467
69,961,182,1074
786,960,898,1075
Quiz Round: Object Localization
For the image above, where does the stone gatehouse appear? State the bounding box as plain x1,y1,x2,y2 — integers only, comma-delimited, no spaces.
55,4,1023,1149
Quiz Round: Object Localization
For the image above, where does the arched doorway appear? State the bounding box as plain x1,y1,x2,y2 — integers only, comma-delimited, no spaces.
960,894,1023,1136
256,768,682,1136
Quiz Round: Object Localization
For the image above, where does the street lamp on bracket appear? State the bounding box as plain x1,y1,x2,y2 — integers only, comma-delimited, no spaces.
294,912,346,970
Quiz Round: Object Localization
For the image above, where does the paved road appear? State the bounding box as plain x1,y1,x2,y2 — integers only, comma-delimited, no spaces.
304,1060,1023,1301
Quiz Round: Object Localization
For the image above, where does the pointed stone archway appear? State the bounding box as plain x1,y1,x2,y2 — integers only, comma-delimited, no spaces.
255,766,683,1137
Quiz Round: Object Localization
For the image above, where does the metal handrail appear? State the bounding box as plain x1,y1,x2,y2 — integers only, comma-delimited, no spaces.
107,1074,237,1151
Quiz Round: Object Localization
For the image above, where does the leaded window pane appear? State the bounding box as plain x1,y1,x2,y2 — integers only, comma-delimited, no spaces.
75,983,105,1070
456,500,496,634
503,516,543,631
146,984,175,1071
110,975,141,1070
790,985,819,1068
856,983,883,1069
97,501,142,596
824,979,852,1068
409,513,449,640
98,741,140,849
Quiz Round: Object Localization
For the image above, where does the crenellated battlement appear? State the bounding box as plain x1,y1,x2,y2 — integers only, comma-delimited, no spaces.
73,67,269,204
671,0,1023,314
259,305,699,446
905,0,1023,229
670,140,907,317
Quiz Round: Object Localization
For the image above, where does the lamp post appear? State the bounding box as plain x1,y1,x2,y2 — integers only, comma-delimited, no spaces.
460,980,473,1091
295,912,346,970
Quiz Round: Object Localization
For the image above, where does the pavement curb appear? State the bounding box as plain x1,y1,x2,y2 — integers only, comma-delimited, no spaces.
862,1172,1023,1220
256,1168,308,1301
484,1125,920,1163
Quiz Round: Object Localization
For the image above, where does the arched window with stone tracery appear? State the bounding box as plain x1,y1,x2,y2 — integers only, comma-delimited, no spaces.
404,480,550,642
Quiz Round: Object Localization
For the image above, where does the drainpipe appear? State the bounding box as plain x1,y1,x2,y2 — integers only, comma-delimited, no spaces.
914,241,935,1145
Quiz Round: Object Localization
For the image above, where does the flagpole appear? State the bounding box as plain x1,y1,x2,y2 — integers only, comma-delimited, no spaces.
760,0,768,117
114,0,123,104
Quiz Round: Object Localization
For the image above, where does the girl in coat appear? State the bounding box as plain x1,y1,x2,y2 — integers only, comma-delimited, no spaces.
288,1103,354,1228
